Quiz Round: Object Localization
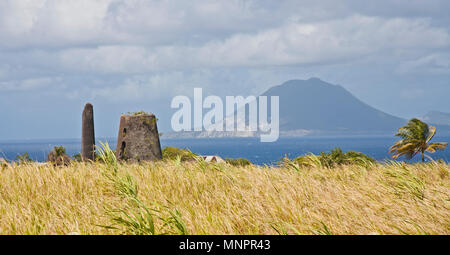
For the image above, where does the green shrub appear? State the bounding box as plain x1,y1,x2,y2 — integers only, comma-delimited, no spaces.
225,158,252,167
294,147,375,168
16,152,33,164
48,146,71,166
54,146,66,157
73,152,99,162
162,147,197,161
73,153,82,162
128,111,155,117
343,150,376,166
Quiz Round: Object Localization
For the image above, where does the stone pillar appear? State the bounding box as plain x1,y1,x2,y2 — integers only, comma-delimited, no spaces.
81,103,95,161
115,112,162,162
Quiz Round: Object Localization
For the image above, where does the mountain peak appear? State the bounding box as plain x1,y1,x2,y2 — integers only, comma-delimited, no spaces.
272,78,339,92
282,77,331,85
261,78,405,134
307,77,322,82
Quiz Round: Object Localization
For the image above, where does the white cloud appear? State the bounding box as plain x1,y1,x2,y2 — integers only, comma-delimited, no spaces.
0,1,448,77
398,53,450,74
1,0,450,104
81,71,217,102
89,73,186,101
0,77,62,92
22,15,446,75
0,0,115,48
0,0,268,49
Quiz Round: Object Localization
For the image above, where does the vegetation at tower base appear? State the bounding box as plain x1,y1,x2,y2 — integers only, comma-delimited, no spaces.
162,146,198,161
72,153,82,162
389,118,448,162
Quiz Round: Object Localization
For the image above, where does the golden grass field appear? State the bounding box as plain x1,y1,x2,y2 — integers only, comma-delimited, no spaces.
0,159,448,235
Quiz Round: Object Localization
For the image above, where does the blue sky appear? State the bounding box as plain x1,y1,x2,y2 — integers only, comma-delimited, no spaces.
0,0,449,139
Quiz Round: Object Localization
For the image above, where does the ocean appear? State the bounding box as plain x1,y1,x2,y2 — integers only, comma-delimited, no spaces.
1,136,449,165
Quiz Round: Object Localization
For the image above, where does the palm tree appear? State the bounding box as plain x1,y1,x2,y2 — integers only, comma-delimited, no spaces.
389,118,448,162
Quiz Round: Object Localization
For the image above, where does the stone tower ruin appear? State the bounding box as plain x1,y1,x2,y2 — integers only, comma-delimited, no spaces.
115,112,162,162
81,103,95,161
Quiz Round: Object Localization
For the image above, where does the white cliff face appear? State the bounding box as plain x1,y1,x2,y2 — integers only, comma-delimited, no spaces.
279,129,313,136
162,129,316,139
162,130,257,139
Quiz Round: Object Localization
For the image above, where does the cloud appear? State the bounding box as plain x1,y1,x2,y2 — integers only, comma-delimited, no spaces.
192,16,450,67
2,14,448,77
0,0,272,49
1,1,449,105
0,0,114,48
88,73,193,102
2,0,448,51
398,53,450,74
0,77,63,92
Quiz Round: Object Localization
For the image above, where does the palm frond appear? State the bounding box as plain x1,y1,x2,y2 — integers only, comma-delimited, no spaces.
389,118,447,161
426,142,448,153
425,125,436,144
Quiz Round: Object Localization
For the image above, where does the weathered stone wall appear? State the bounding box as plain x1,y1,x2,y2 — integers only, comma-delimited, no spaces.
115,113,162,162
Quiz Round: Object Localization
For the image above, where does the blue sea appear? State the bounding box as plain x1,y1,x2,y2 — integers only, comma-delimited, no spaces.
1,136,449,165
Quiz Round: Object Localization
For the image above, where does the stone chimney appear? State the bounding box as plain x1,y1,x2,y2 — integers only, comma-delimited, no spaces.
81,103,95,161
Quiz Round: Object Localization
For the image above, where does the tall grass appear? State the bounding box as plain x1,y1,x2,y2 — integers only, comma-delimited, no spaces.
97,142,188,235
0,156,448,235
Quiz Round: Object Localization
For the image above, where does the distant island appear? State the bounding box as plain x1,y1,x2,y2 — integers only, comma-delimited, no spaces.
165,78,450,138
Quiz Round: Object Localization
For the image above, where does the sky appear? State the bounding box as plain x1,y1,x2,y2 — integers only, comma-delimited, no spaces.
0,0,449,140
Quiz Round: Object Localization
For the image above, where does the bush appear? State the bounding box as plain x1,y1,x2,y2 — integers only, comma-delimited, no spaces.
16,152,33,164
54,146,66,157
47,146,71,166
294,147,375,168
73,153,82,162
162,147,197,161
343,150,376,166
73,152,100,162
225,158,252,167
1,158,10,169
129,110,148,116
